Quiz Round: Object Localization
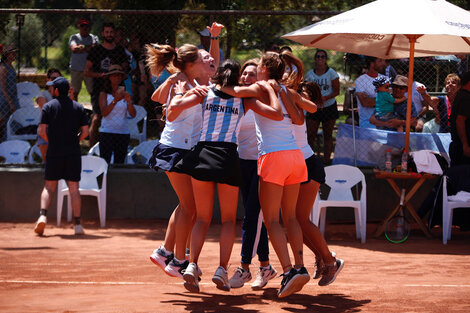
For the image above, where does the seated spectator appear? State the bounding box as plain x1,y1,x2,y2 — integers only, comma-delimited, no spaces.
449,71,470,166
355,56,387,129
372,76,406,132
370,75,418,130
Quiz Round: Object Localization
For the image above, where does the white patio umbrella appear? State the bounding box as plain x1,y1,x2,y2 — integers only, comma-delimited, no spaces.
283,0,470,153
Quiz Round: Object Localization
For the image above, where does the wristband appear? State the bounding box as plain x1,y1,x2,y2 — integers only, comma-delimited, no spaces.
175,92,183,96
210,36,220,40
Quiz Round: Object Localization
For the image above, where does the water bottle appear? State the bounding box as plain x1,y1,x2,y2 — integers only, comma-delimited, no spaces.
401,150,408,173
385,149,392,172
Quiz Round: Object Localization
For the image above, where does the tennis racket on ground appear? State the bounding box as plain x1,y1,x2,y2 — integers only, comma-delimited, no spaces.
385,188,411,243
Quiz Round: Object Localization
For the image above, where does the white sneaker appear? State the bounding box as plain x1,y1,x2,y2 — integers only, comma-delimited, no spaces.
229,267,252,288
183,262,200,293
74,224,85,235
34,215,47,236
212,266,230,291
252,265,277,290
149,245,174,271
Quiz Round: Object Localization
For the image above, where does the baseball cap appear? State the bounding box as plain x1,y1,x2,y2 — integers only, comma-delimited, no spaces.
78,18,90,26
46,76,70,94
198,28,210,37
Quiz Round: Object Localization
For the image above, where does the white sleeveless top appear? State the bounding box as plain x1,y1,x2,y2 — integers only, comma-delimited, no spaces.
100,94,130,134
159,83,202,150
237,110,258,160
292,121,314,160
254,85,298,156
199,87,244,143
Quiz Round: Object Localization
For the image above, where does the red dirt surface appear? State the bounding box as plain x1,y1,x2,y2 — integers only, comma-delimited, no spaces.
1,219,469,313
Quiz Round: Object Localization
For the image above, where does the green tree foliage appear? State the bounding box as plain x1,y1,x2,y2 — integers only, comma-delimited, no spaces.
3,14,44,68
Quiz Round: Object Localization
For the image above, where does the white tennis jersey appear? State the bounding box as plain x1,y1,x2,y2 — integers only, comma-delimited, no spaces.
199,87,244,143
292,121,314,160
255,85,298,156
159,83,202,150
237,110,258,160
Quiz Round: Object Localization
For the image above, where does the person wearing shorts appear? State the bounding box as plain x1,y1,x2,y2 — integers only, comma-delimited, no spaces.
33,77,89,236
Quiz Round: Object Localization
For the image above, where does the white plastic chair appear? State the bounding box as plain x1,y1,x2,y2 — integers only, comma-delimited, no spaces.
57,155,108,228
442,176,470,244
0,140,31,163
16,81,41,108
28,144,42,163
7,106,41,141
128,105,147,143
310,164,367,243
126,139,159,164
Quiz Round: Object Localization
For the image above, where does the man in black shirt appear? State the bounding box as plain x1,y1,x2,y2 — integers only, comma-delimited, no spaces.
34,77,89,236
84,22,128,147
449,71,470,167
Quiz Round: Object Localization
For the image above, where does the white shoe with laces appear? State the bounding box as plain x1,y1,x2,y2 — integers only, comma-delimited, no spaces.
251,265,277,290
212,266,230,291
229,267,252,288
183,262,200,293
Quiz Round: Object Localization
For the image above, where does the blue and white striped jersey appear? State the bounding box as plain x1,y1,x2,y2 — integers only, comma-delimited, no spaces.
199,87,244,143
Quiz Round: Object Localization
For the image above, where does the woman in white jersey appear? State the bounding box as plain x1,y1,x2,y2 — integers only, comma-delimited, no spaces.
169,59,283,293
228,59,278,290
220,51,310,298
283,53,345,288
145,23,223,279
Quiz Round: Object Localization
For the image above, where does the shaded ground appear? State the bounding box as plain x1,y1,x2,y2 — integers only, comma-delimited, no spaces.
0,219,469,313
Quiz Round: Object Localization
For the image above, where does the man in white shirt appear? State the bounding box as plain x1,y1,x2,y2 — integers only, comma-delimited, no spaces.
354,56,386,128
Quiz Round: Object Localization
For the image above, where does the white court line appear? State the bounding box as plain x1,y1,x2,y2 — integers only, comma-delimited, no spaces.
1,280,470,288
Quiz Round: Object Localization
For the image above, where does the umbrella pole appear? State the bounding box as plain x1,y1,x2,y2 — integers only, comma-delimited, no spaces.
405,35,421,153
351,89,358,167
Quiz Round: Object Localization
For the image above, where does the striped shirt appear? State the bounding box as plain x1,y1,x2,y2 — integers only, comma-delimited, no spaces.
199,87,244,143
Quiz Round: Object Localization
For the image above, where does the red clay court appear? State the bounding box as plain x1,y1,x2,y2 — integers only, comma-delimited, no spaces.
1,219,469,312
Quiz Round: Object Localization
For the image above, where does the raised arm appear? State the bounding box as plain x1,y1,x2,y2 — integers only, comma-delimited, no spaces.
208,22,224,68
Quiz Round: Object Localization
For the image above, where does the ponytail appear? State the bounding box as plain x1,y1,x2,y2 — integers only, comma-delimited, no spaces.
211,59,240,87
145,43,199,77
280,51,305,90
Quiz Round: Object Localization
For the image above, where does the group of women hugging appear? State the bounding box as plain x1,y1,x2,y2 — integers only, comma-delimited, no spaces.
145,22,343,298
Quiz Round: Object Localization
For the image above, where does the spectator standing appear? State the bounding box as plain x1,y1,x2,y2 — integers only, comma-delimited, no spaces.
304,49,340,164
0,45,19,141
98,65,136,164
354,56,387,129
33,77,89,236
197,28,224,61
84,22,129,148
449,71,470,166
69,18,99,100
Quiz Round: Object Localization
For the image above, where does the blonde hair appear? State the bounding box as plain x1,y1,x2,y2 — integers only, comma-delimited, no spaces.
260,51,305,89
280,50,305,90
145,43,199,77
445,73,461,87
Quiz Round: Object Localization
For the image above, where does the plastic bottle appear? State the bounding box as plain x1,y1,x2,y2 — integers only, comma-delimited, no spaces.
401,150,408,173
385,149,392,172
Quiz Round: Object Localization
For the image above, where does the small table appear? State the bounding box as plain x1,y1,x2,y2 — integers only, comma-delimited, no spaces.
373,170,435,238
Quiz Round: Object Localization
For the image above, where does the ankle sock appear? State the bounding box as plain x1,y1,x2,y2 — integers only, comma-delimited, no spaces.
40,209,47,216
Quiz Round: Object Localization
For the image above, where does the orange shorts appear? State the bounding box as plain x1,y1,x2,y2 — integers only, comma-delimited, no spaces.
257,149,307,186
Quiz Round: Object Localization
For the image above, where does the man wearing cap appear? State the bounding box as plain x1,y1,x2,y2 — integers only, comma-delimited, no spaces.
197,28,224,61
34,77,89,236
449,71,470,166
370,75,418,129
69,18,99,100
355,56,387,129
84,22,128,147
0,44,19,140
